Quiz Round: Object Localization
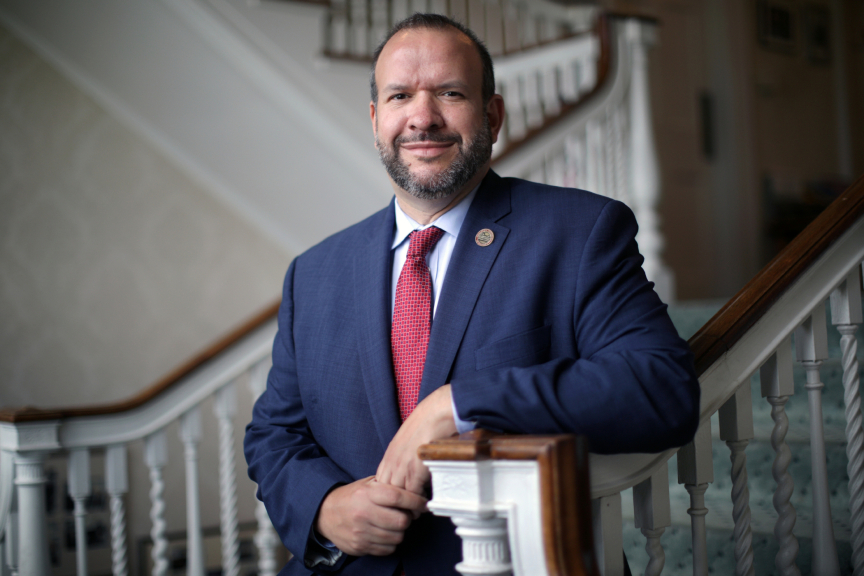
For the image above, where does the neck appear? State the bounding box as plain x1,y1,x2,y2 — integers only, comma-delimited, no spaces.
393,166,489,225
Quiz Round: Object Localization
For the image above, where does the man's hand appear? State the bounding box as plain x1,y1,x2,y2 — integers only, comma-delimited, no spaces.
316,476,428,557
376,384,458,495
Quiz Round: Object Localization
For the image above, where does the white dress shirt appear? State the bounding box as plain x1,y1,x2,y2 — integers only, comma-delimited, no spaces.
305,186,481,568
391,186,480,434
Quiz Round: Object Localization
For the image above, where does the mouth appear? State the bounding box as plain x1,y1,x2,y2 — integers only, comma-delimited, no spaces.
396,134,461,160
399,141,456,158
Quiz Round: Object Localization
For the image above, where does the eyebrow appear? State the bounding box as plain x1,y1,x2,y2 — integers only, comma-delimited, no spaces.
382,81,471,93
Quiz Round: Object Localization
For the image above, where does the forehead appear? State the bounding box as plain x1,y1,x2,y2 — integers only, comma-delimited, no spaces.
375,27,483,91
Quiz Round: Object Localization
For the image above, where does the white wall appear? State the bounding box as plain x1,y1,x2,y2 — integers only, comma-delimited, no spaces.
0,23,290,409
0,20,296,573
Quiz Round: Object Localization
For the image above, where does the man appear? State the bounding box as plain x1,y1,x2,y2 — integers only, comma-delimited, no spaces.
245,14,699,576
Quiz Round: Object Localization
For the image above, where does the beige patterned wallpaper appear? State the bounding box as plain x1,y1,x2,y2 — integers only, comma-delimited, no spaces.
0,23,291,410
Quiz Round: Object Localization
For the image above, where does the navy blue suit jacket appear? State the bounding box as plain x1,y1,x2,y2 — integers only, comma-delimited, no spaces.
244,171,699,576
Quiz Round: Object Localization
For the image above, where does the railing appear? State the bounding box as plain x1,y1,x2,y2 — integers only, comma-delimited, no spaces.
0,9,669,575
421,172,864,575
319,0,596,61
0,305,283,576
321,1,675,299
493,15,673,303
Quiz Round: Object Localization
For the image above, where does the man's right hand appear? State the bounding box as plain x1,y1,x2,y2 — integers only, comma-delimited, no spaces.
315,476,428,557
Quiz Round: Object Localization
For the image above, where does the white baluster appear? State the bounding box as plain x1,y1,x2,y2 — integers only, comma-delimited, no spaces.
214,383,241,576
580,51,597,94
592,492,623,576
761,339,801,576
145,430,169,576
0,449,14,576
105,444,129,576
633,464,671,576
586,119,601,194
503,77,524,142
179,407,204,576
602,114,616,202
14,452,50,576
4,486,18,576
718,384,756,576
611,108,627,204
248,360,280,576
830,268,864,575
795,304,841,575
546,152,565,187
565,131,586,189
254,501,279,576
677,421,713,576
625,18,674,303
523,71,543,129
68,448,91,576
559,59,578,102
541,66,560,118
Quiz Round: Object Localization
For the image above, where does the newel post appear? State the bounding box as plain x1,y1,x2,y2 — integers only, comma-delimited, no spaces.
0,421,60,576
424,459,512,576
625,17,675,303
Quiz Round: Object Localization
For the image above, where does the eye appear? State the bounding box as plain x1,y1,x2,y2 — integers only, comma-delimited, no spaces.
390,93,408,101
442,91,463,98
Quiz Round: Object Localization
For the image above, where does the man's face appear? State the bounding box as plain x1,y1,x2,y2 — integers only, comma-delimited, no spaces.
370,27,502,200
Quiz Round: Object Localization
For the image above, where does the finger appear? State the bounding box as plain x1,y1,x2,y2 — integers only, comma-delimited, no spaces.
369,483,428,513
375,459,393,486
362,523,408,545
404,464,431,496
366,505,413,533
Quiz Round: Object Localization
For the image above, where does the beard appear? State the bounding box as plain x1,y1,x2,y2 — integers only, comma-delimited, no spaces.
376,117,493,200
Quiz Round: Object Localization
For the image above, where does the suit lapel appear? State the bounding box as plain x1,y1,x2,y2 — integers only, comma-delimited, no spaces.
420,171,512,400
355,201,401,450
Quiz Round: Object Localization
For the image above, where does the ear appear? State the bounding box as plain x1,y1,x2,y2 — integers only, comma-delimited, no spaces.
486,94,506,144
370,101,379,148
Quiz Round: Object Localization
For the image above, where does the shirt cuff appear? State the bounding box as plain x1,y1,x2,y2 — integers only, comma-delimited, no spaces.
451,392,476,434
304,524,343,568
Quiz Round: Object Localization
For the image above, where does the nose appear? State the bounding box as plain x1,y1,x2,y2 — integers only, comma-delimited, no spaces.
408,92,443,132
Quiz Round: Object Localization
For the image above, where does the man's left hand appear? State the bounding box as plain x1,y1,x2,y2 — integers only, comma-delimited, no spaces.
376,384,457,495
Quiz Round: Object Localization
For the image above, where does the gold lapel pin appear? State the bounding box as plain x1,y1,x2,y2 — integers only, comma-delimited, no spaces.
475,228,494,247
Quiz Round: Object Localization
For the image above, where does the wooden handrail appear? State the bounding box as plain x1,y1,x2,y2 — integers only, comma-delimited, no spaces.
419,430,598,576
689,171,864,377
0,300,280,423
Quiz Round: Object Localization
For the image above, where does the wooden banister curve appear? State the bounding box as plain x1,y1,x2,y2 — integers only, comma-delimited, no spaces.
689,171,864,377
0,300,280,423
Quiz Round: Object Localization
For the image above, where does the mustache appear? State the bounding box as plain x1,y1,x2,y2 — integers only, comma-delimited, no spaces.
394,132,462,145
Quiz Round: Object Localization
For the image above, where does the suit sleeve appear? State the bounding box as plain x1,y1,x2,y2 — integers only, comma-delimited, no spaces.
244,260,354,564
450,200,700,454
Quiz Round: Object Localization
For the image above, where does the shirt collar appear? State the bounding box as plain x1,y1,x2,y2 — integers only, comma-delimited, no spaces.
391,184,480,250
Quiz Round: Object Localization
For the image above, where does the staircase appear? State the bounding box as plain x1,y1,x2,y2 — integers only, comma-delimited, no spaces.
0,2,680,575
619,301,860,574
418,175,864,575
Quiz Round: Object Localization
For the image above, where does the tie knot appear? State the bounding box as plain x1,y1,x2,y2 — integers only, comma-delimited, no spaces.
407,226,444,259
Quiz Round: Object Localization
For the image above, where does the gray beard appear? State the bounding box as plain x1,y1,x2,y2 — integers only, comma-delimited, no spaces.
377,118,492,200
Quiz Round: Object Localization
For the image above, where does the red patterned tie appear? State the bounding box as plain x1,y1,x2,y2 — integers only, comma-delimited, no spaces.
392,226,445,421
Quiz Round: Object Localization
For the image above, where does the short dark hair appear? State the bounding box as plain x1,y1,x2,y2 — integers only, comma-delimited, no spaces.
370,13,495,105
